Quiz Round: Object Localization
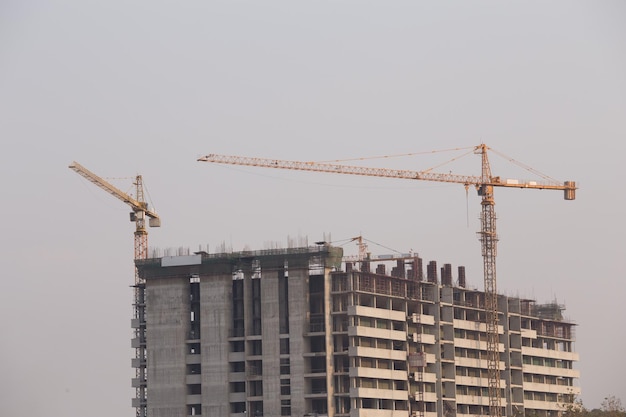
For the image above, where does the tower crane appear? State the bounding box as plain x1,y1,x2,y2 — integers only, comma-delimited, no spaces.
69,161,160,417
198,144,576,417
69,161,161,261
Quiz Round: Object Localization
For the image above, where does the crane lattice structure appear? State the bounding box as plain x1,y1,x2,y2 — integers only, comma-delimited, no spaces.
69,161,160,417
198,144,576,417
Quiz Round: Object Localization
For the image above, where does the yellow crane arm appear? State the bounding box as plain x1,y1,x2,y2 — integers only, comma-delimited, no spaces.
197,151,576,199
198,144,575,417
69,161,161,220
69,160,159,417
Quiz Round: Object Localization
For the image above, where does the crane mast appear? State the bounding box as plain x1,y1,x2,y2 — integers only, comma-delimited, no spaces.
133,174,149,261
199,144,576,417
477,145,502,416
69,161,160,417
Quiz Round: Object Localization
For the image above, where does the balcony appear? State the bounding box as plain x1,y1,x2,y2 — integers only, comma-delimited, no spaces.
410,313,435,326
522,364,580,378
131,398,146,408
414,391,438,403
186,374,202,385
131,378,146,388
454,337,504,352
521,346,579,361
186,394,202,404
455,357,505,369
348,305,406,322
522,381,581,395
131,358,145,368
349,366,407,381
349,409,411,417
349,325,406,341
348,346,406,361
412,372,437,383
454,319,504,334
229,392,246,403
455,375,505,388
524,399,562,411
131,337,145,348
411,333,436,344
456,394,497,406
349,387,408,401
186,354,201,364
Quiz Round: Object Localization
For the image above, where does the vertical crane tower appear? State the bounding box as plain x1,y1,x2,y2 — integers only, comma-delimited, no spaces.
198,144,576,417
69,161,160,417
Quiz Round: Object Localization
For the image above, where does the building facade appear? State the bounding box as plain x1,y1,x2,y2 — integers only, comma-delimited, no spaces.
134,245,579,417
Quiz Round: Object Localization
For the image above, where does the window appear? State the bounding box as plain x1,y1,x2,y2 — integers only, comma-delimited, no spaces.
281,399,291,416
394,380,407,390
248,360,262,376
378,379,391,390
249,340,263,356
230,341,244,352
360,357,373,368
187,364,201,374
230,382,245,393
249,380,263,397
187,384,201,395
280,378,291,395
309,336,326,353
231,402,246,413
359,337,373,348
360,378,376,388
230,361,245,373
377,339,390,349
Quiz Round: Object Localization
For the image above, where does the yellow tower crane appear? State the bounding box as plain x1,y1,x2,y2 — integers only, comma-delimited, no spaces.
198,144,576,417
69,161,161,261
69,161,160,417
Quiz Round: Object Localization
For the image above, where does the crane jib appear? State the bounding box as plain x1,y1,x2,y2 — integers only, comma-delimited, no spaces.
198,145,576,417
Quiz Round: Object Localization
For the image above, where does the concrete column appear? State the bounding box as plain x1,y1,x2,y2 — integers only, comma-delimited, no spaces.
323,266,336,416
261,268,281,416
201,272,232,416
146,276,189,417
288,267,308,416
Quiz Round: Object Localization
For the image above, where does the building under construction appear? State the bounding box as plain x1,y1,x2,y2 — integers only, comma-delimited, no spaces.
133,244,579,417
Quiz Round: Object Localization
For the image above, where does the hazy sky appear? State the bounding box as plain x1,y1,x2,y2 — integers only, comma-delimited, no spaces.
1,1,624,416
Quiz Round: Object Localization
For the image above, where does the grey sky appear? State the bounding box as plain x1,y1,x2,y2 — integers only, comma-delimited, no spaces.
1,1,624,416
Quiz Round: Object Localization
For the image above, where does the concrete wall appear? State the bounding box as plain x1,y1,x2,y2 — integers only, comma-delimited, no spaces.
288,267,308,416
146,276,189,417
261,268,281,416
201,272,232,416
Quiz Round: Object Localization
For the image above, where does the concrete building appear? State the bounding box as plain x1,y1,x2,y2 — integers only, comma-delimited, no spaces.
133,244,579,417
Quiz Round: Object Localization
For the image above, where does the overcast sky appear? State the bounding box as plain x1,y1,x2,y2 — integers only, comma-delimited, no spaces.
1,1,625,416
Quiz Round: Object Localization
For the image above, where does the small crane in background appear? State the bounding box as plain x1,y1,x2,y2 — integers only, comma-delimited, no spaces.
198,144,576,417
69,161,160,417
69,161,161,261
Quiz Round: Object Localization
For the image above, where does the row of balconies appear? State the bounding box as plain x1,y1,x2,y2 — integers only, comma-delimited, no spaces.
453,319,504,334
350,387,409,401
522,364,579,378
522,382,581,395
521,346,579,361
